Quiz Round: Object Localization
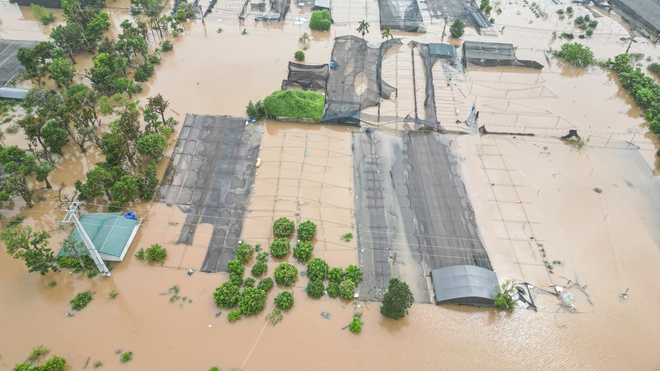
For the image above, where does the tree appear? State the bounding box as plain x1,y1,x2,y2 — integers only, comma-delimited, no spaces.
235,242,255,264
381,26,393,40
49,58,77,88
0,146,53,206
1,225,58,275
62,84,103,151
17,42,62,86
292,241,314,262
136,133,168,161
274,263,298,286
449,19,465,39
306,279,325,298
328,267,344,283
339,279,356,299
147,93,170,126
75,164,115,201
213,282,240,308
306,258,329,280
238,287,267,315
50,22,85,63
31,4,56,25
270,238,290,259
294,50,305,62
554,43,594,67
345,264,363,283
357,20,370,38
297,220,317,241
380,278,414,319
349,314,362,333
109,174,139,206
493,280,517,311
309,10,331,31
299,32,311,45
274,291,294,311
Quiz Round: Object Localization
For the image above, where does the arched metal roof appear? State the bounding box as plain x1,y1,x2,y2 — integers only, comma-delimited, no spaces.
431,265,499,306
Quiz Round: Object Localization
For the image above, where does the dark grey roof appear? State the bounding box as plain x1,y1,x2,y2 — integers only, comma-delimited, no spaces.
431,265,498,306
0,40,39,87
428,43,456,59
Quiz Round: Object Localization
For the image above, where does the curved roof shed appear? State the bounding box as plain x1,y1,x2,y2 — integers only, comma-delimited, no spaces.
431,265,498,306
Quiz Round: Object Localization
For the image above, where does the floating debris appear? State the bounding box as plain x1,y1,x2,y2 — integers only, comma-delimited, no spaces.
620,288,629,300
593,187,603,193
321,312,330,319
215,311,222,318
65,312,74,317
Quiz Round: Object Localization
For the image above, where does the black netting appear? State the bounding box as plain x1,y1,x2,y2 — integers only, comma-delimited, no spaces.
408,41,437,129
378,0,424,32
462,41,544,69
281,62,329,91
424,0,478,27
322,36,401,125
239,0,290,21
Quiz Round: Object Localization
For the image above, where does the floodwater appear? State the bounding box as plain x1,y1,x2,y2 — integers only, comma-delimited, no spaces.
1,0,660,369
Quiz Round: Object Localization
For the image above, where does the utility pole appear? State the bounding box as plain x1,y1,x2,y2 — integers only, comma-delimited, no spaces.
62,202,111,276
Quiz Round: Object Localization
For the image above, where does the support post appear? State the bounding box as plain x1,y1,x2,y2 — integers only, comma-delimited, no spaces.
62,202,111,276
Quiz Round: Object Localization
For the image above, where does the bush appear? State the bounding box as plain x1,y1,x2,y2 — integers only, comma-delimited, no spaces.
328,267,344,283
161,40,173,51
108,290,118,299
327,282,340,298
236,242,255,264
649,63,660,77
120,352,132,363
274,291,294,311
256,252,269,262
586,29,593,37
274,263,298,286
31,4,56,25
494,280,517,311
270,238,290,259
306,279,325,298
71,291,93,311
345,265,363,284
263,90,325,120
213,282,240,308
148,54,161,64
297,220,317,241
449,19,465,39
340,232,352,242
309,10,331,31
339,280,355,300
227,260,245,275
273,217,295,238
134,62,155,83
251,261,268,277
380,278,414,319
292,241,314,262
246,100,265,121
228,309,242,323
306,258,329,281
257,277,274,291
349,314,362,333
294,50,305,62
554,43,594,67
243,277,256,288
230,272,243,286
238,287,267,315
143,244,167,262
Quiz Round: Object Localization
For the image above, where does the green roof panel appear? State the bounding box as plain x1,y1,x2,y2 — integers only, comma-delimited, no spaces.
58,213,138,258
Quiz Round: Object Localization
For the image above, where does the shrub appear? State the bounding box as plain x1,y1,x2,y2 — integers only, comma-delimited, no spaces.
274,263,298,286
144,243,167,262
345,265,363,284
306,279,325,298
108,290,118,299
306,258,329,280
293,241,314,262
120,352,132,363
327,282,340,298
238,287,267,315
273,217,295,238
297,220,317,241
246,100,265,121
493,280,517,311
274,291,294,311
251,261,268,276
294,50,305,62
135,249,146,260
227,260,245,275
236,242,255,264
161,40,173,51
263,90,325,120
228,309,242,323
449,19,465,39
340,232,352,242
257,277,274,291
380,278,414,319
148,54,161,64
213,282,240,308
328,267,344,284
31,4,56,25
649,63,660,77
71,291,93,310
309,10,331,31
256,252,269,263
134,62,155,82
586,29,593,37
243,277,256,288
230,272,244,286
8,216,24,228
349,314,362,333
270,238,290,259
339,280,355,300
554,43,594,67
266,308,283,325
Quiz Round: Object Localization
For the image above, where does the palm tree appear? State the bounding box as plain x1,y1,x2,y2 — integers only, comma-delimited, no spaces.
381,26,393,40
299,32,311,45
357,20,370,38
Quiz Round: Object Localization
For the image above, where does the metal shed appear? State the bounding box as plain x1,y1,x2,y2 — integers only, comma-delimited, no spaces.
431,265,498,306
0,87,30,100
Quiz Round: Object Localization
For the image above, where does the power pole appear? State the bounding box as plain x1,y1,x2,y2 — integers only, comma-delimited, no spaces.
62,202,111,276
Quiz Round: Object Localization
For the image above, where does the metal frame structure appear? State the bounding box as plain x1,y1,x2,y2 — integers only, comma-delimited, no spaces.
61,202,111,276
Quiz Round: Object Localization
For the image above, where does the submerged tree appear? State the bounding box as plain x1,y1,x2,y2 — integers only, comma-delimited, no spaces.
380,278,414,320
449,19,465,39
1,225,58,275
493,280,518,311
357,20,370,38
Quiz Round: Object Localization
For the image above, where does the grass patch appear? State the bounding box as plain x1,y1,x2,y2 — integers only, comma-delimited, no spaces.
561,138,585,150
264,90,325,120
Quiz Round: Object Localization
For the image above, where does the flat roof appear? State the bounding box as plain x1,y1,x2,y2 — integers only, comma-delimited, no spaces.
0,40,38,87
59,213,139,261
431,265,498,306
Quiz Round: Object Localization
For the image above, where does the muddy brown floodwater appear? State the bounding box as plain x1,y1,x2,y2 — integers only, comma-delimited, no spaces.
1,0,660,369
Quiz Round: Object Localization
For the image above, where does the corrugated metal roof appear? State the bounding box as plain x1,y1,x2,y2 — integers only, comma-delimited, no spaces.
314,0,330,9
58,213,138,259
431,265,498,306
0,87,29,100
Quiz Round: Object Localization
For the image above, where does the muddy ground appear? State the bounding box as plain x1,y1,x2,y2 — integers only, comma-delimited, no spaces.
1,0,659,369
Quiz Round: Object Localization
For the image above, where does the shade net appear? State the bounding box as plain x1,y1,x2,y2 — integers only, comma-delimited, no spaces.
281,62,329,91
378,0,424,32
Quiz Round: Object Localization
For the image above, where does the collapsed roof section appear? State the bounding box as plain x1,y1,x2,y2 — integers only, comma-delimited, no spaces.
378,0,424,32
281,62,329,91
463,41,544,70
431,265,499,306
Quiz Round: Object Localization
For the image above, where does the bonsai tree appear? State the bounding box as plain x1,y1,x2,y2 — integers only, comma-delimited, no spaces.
274,291,294,311
274,263,298,286
380,278,414,319
273,217,295,238
297,220,317,241
449,19,465,39
270,238,290,259
306,258,329,281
